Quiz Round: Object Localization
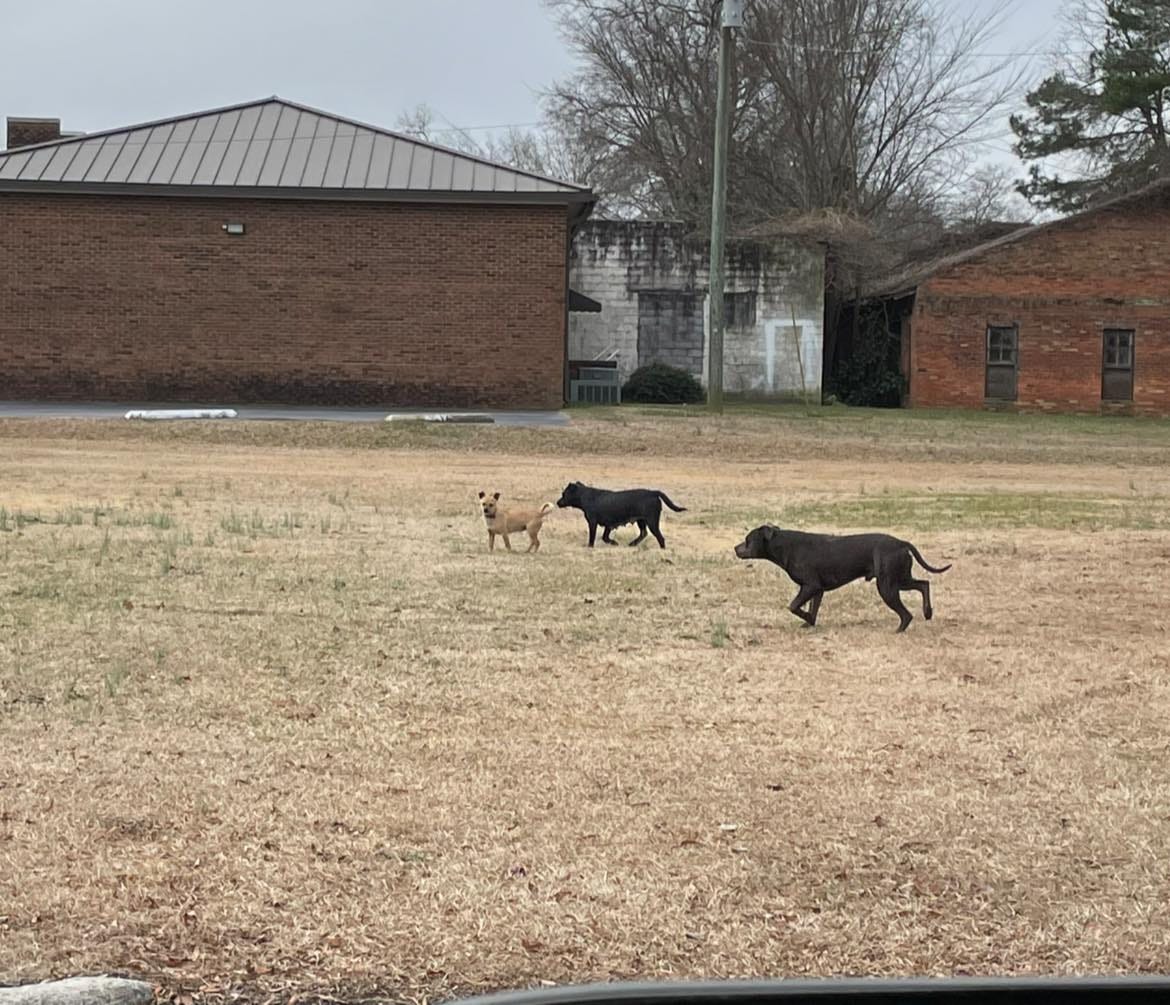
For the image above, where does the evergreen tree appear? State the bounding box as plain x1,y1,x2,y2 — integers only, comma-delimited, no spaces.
1012,0,1170,212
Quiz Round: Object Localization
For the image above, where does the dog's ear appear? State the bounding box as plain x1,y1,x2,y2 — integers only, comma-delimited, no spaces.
478,491,485,499
492,492,500,500
762,526,775,542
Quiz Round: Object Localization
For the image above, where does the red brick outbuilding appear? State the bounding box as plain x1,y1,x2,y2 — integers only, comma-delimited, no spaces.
867,181,1170,415
0,98,594,408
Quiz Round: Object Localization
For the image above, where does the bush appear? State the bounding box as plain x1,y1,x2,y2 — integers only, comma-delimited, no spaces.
831,308,905,407
622,363,706,405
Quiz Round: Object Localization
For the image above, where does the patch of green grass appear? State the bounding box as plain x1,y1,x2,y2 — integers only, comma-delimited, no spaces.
723,491,1170,533
0,508,43,531
49,508,86,526
109,509,175,530
220,509,297,538
17,579,63,601
221,511,247,535
710,620,730,648
95,529,111,567
104,666,130,699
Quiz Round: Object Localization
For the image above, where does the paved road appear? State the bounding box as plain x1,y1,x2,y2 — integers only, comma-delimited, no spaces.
0,401,571,427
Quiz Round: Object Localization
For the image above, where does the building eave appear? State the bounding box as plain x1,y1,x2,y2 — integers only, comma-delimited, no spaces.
0,179,597,208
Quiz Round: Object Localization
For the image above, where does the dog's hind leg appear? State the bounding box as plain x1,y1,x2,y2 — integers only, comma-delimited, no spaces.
629,520,648,547
877,576,913,633
891,549,931,620
788,585,819,626
501,533,512,551
648,512,666,549
909,579,931,619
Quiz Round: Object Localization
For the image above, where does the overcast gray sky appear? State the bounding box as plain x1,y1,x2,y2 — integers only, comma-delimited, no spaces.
2,0,1071,158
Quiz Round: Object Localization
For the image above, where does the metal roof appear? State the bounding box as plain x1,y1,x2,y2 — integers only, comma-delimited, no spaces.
0,96,593,207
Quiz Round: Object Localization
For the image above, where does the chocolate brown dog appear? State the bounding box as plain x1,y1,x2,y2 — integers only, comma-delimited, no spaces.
478,491,554,553
734,525,951,632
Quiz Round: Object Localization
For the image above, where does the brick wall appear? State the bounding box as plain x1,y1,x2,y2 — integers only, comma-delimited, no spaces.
0,193,569,408
910,187,1170,415
568,220,824,398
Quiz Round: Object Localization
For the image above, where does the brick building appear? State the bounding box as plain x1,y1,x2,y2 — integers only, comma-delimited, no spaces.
862,180,1170,415
569,220,824,399
0,98,594,408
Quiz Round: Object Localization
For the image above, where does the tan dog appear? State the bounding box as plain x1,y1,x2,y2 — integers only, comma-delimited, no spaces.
478,491,554,552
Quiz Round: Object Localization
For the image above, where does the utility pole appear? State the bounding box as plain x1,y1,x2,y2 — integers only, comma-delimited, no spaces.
707,0,742,415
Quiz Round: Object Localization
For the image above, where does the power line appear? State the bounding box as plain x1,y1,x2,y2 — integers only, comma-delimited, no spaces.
426,120,545,136
742,37,1170,59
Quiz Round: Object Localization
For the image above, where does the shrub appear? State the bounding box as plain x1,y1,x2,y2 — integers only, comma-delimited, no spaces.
831,308,904,407
622,363,706,405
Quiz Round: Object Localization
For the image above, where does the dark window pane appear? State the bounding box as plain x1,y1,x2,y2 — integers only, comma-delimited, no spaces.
722,291,757,328
1104,329,1135,371
986,326,1018,400
988,326,1016,364
1103,367,1133,401
1102,329,1135,400
986,364,1017,400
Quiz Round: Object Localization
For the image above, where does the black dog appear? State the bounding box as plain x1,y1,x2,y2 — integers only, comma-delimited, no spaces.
556,481,686,548
734,525,951,632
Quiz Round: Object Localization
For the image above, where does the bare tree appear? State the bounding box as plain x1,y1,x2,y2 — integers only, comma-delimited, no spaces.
543,0,1023,247
945,162,1031,227
394,104,481,154
395,103,607,203
544,0,729,221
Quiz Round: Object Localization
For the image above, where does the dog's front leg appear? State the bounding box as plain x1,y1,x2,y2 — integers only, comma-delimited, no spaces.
788,585,819,626
807,591,825,625
488,531,496,552
502,533,512,551
587,520,598,547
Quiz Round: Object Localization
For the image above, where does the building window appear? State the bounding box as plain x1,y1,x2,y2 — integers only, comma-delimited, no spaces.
1102,328,1135,402
723,291,757,328
637,290,704,375
985,325,1018,401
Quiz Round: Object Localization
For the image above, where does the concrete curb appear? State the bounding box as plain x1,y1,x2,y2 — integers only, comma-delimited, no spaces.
0,977,154,1005
125,408,238,420
385,412,495,424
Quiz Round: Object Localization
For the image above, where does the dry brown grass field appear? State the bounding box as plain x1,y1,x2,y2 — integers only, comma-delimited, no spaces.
3,405,1170,1003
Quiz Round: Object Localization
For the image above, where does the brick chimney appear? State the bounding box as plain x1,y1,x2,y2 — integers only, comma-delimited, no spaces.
6,117,63,150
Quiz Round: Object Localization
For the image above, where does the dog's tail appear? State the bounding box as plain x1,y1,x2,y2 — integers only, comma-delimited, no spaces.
908,544,951,574
540,502,555,515
658,491,687,512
